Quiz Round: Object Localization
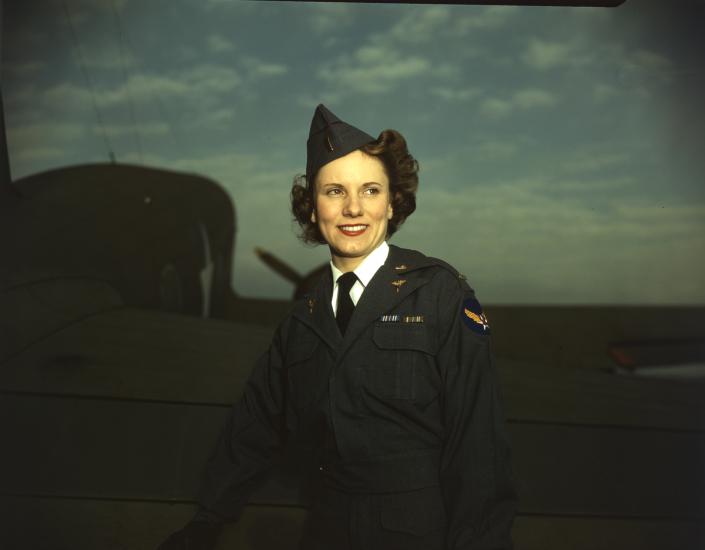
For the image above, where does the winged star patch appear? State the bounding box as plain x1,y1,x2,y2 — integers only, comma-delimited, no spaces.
461,297,491,335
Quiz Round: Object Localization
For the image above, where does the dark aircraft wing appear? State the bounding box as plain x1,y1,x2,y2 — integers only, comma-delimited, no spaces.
0,298,310,549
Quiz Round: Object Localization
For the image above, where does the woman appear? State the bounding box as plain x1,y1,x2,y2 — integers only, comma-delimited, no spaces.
159,104,516,550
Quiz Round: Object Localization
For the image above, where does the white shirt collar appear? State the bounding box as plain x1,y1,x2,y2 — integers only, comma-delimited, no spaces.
330,240,390,288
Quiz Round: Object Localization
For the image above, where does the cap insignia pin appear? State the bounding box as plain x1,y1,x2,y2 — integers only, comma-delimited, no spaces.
391,279,407,293
325,133,334,152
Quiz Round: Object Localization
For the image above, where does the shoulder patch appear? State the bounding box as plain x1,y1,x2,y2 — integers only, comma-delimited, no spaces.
461,296,491,335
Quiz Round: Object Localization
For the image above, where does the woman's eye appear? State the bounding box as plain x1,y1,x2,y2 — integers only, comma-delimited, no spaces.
364,187,380,195
327,188,342,196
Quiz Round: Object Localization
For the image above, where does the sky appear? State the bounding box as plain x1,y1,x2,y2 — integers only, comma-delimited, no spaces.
3,0,704,304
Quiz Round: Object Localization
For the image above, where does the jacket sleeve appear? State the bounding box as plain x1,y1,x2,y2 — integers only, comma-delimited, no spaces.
195,321,289,522
435,274,517,549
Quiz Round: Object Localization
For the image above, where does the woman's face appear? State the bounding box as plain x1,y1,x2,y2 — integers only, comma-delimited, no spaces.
312,149,393,271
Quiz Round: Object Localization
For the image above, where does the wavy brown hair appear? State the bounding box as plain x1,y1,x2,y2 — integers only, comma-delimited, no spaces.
291,129,419,245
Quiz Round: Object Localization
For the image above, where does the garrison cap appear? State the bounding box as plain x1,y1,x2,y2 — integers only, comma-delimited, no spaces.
306,104,376,181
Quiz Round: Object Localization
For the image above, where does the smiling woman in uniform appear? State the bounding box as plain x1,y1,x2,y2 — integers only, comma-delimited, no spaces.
310,149,393,268
158,105,516,550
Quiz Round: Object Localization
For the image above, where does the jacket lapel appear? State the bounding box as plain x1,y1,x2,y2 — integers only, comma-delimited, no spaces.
291,266,342,352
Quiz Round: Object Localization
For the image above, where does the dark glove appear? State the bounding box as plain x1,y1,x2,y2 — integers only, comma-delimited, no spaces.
156,520,222,550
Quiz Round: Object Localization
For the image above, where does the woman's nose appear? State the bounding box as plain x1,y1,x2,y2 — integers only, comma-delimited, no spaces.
343,194,362,216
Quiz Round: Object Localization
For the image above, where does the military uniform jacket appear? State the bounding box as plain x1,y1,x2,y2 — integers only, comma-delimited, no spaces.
198,245,516,549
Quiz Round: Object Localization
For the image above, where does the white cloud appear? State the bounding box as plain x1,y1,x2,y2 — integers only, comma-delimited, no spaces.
42,82,93,108
480,88,557,118
585,45,675,104
386,5,518,44
618,48,675,86
182,64,242,94
308,4,357,34
207,34,236,53
237,54,289,82
513,88,556,109
90,65,241,106
317,51,430,95
479,98,512,118
452,6,520,33
430,86,482,102
432,62,464,80
522,37,587,70
204,0,261,16
252,63,288,77
194,108,236,128
354,45,388,65
101,73,192,104
38,55,286,115
313,5,505,99
630,49,673,73
593,83,618,103
559,151,629,175
387,6,451,44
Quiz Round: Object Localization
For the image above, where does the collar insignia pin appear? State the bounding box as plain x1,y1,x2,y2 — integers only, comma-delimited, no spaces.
308,298,316,314
391,279,407,293
394,264,408,271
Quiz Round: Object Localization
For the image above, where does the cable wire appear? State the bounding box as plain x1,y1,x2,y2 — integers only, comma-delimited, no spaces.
60,0,115,163
110,0,143,164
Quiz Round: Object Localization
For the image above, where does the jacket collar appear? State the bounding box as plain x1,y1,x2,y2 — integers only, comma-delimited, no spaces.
292,245,436,356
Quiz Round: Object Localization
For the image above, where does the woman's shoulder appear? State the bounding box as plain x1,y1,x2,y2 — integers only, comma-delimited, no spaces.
392,246,491,336
389,245,474,291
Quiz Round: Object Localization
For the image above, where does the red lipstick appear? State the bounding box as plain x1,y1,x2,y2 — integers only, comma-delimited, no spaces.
338,224,368,237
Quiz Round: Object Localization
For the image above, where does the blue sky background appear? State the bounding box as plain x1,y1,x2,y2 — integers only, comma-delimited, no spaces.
3,0,704,304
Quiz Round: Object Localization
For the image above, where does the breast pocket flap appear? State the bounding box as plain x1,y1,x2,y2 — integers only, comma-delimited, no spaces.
373,323,435,355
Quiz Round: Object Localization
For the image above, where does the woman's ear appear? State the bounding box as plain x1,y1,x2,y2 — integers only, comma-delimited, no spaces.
387,200,393,220
310,209,317,224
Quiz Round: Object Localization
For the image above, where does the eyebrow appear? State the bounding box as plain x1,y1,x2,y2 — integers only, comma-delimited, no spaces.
320,181,383,188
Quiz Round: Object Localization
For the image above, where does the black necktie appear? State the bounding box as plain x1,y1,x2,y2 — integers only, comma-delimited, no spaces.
336,271,358,335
